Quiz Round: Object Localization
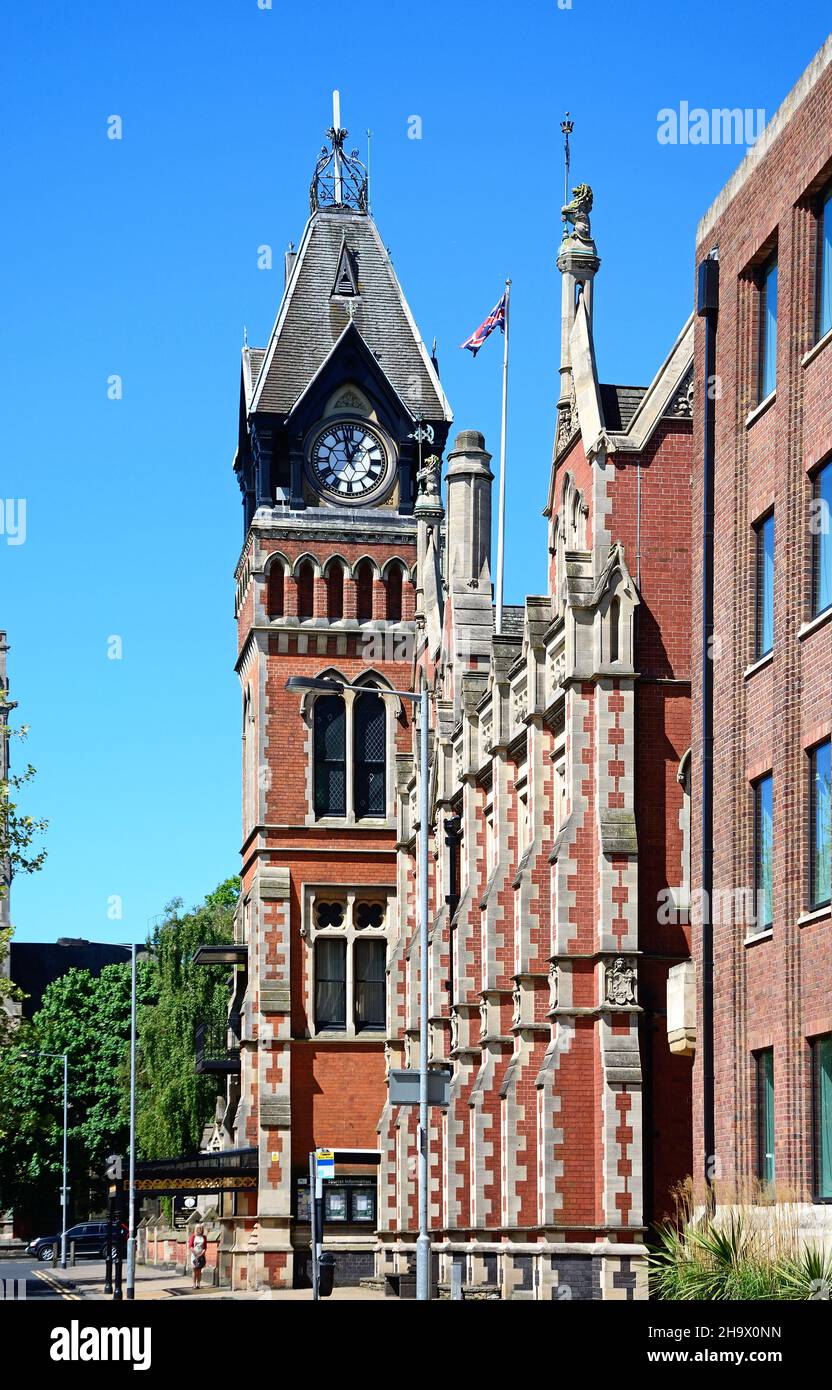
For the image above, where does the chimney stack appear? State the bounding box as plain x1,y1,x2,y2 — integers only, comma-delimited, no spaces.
444,430,494,586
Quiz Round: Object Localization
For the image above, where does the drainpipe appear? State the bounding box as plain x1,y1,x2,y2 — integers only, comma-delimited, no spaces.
697,248,719,1193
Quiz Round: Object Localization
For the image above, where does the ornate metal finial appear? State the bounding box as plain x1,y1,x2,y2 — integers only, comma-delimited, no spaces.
310,92,368,214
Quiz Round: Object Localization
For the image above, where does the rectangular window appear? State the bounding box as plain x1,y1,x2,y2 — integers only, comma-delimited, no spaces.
315,937,347,1029
814,1037,832,1201
754,774,773,931
820,186,832,340
813,460,832,616
354,938,385,1030
759,257,778,401
810,741,831,910
756,1049,775,1187
754,513,774,657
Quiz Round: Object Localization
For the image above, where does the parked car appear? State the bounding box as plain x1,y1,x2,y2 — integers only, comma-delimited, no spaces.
26,1221,128,1263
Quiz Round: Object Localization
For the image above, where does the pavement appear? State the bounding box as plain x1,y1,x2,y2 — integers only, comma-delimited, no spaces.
17,1257,388,1302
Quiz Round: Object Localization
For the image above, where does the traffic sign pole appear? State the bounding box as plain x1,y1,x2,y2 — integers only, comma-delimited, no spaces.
309,1152,319,1300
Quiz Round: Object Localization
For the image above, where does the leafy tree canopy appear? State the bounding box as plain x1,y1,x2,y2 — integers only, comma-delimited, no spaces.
136,878,239,1160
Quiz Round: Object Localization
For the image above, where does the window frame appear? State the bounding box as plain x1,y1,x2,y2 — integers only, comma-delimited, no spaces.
818,184,832,343
809,739,831,912
309,681,395,825
756,1048,775,1189
313,694,347,819
812,459,832,618
314,935,348,1030
813,1035,832,1203
353,690,387,819
353,937,386,1031
306,888,391,1037
753,772,774,932
754,511,775,658
758,255,778,403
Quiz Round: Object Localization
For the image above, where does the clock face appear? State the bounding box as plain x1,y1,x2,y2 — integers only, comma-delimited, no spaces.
309,420,390,502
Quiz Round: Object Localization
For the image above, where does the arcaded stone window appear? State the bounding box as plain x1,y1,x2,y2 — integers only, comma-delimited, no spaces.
326,561,344,621
267,559,285,618
356,559,374,622
297,560,315,620
385,564,403,621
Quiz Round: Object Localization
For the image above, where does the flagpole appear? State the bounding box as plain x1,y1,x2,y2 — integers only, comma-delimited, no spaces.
495,278,511,636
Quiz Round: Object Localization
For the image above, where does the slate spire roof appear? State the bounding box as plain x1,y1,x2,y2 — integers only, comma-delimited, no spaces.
246,208,452,424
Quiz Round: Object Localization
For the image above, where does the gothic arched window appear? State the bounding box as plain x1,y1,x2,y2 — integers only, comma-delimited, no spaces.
609,595,621,663
385,565,403,622
267,560,284,618
311,685,389,821
354,691,386,818
326,562,344,621
356,560,374,623
314,695,346,817
297,561,315,620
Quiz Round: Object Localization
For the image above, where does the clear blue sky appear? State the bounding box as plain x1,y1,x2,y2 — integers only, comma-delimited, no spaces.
2,1,829,941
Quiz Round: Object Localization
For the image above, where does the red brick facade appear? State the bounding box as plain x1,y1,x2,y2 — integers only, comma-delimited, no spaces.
217,135,695,1297
691,38,832,1231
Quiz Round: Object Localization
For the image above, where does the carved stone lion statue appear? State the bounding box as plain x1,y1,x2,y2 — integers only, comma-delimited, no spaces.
561,183,594,241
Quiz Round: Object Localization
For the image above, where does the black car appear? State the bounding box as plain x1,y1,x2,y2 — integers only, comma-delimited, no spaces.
26,1221,128,1263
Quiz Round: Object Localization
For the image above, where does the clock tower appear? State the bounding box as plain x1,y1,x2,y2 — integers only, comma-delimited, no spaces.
219,112,452,1289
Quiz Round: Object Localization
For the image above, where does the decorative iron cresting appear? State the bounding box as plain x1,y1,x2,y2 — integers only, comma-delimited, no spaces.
310,126,369,213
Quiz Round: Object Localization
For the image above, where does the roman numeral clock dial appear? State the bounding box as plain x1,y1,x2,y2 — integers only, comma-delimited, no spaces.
309,421,391,503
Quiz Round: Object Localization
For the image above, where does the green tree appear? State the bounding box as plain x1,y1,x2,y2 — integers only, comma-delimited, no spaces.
0,927,25,1047
136,878,238,1159
0,877,238,1225
1,716,47,1047
0,960,155,1224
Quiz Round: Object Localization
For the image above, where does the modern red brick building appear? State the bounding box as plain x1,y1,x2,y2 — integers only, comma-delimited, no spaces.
208,123,695,1295
690,37,832,1233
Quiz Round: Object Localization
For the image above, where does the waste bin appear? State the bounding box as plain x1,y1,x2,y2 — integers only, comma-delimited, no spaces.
318,1251,336,1298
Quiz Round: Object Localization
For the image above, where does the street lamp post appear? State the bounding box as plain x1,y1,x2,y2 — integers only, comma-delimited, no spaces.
286,673,432,1301
19,1050,69,1267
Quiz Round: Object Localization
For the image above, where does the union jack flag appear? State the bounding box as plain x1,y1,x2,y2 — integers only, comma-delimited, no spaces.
460,292,506,356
